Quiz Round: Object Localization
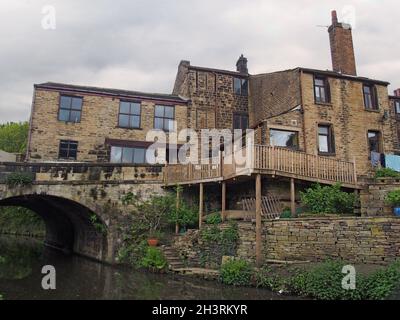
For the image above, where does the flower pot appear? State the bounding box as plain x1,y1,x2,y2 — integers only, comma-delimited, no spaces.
394,207,400,217
147,238,159,247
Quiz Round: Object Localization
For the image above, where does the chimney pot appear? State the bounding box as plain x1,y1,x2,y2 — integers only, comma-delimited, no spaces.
236,54,248,74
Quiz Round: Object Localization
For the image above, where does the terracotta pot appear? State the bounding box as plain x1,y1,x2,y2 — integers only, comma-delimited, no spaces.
147,238,159,247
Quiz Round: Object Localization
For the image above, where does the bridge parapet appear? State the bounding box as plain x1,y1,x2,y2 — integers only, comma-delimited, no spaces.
0,162,164,184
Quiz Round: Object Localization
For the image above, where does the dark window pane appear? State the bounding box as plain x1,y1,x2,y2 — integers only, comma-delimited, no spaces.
364,86,371,94
119,115,129,127
233,115,241,129
59,149,68,159
319,126,329,135
154,118,164,130
70,111,81,122
60,96,71,109
130,115,140,128
164,106,174,119
110,146,122,163
133,148,145,164
234,78,241,94
68,149,77,159
315,78,324,86
242,116,249,129
155,106,164,117
122,147,134,163
395,101,400,114
131,103,141,115
241,80,248,95
120,101,130,114
59,109,70,121
71,97,82,110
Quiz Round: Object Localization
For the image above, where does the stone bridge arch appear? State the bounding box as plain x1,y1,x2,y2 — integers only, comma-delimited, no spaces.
0,184,116,262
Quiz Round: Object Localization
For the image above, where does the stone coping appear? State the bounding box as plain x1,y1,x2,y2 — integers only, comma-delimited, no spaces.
263,215,397,222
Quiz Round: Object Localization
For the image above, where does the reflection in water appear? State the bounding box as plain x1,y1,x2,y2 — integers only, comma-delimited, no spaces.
0,236,298,300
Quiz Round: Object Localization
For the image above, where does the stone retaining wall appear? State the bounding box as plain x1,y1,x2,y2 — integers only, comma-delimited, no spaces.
237,217,400,265
360,177,400,216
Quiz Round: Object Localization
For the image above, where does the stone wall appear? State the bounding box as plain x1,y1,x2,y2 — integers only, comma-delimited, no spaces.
28,88,188,162
237,217,400,265
360,177,400,216
301,71,395,175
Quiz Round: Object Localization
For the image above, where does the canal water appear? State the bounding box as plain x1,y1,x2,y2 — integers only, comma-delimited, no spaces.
0,235,297,300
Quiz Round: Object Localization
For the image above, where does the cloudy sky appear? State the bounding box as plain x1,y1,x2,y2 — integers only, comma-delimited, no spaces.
0,0,399,123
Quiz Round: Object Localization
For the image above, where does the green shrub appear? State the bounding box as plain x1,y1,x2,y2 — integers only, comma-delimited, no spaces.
375,168,400,178
117,240,148,268
5,172,34,188
287,260,400,300
255,266,284,291
280,208,292,219
220,259,253,286
140,247,167,271
385,189,400,207
0,293,3,300
300,183,356,214
205,212,222,225
288,260,351,300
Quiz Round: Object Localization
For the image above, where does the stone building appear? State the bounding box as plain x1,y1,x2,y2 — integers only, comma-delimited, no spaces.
26,10,399,178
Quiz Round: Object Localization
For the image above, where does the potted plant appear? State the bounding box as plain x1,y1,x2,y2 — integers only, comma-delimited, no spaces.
385,189,400,216
147,230,163,247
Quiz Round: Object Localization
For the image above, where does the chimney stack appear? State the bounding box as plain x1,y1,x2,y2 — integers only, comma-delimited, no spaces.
236,54,248,74
328,10,357,76
394,89,400,97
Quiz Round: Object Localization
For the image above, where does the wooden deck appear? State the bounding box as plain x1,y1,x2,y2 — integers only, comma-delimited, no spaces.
164,144,359,188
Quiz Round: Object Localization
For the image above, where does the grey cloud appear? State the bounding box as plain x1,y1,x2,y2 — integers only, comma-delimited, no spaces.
0,0,399,123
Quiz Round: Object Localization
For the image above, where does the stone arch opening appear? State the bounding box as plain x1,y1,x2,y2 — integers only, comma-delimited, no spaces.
0,194,108,261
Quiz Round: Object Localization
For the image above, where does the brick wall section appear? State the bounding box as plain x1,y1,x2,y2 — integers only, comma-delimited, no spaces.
360,178,400,216
237,217,400,265
301,71,395,175
28,89,187,162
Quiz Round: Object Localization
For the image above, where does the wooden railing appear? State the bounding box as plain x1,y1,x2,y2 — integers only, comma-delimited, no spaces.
164,162,222,185
253,145,357,185
164,145,358,186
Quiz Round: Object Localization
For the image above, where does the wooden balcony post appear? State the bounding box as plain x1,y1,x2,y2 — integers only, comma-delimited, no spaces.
175,186,180,235
255,174,262,267
199,183,204,229
221,181,226,222
290,178,296,217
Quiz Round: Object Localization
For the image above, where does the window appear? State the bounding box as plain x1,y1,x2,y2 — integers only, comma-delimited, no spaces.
363,85,379,110
118,101,141,129
58,140,78,160
269,129,298,149
233,113,249,130
233,77,248,96
110,146,146,164
318,125,335,154
314,76,330,103
154,105,175,132
394,100,400,114
368,131,381,153
58,95,83,122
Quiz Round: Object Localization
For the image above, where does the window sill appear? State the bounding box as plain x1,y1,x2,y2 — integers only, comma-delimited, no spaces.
58,120,81,124
318,152,336,157
315,101,332,106
364,108,380,113
116,126,143,131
